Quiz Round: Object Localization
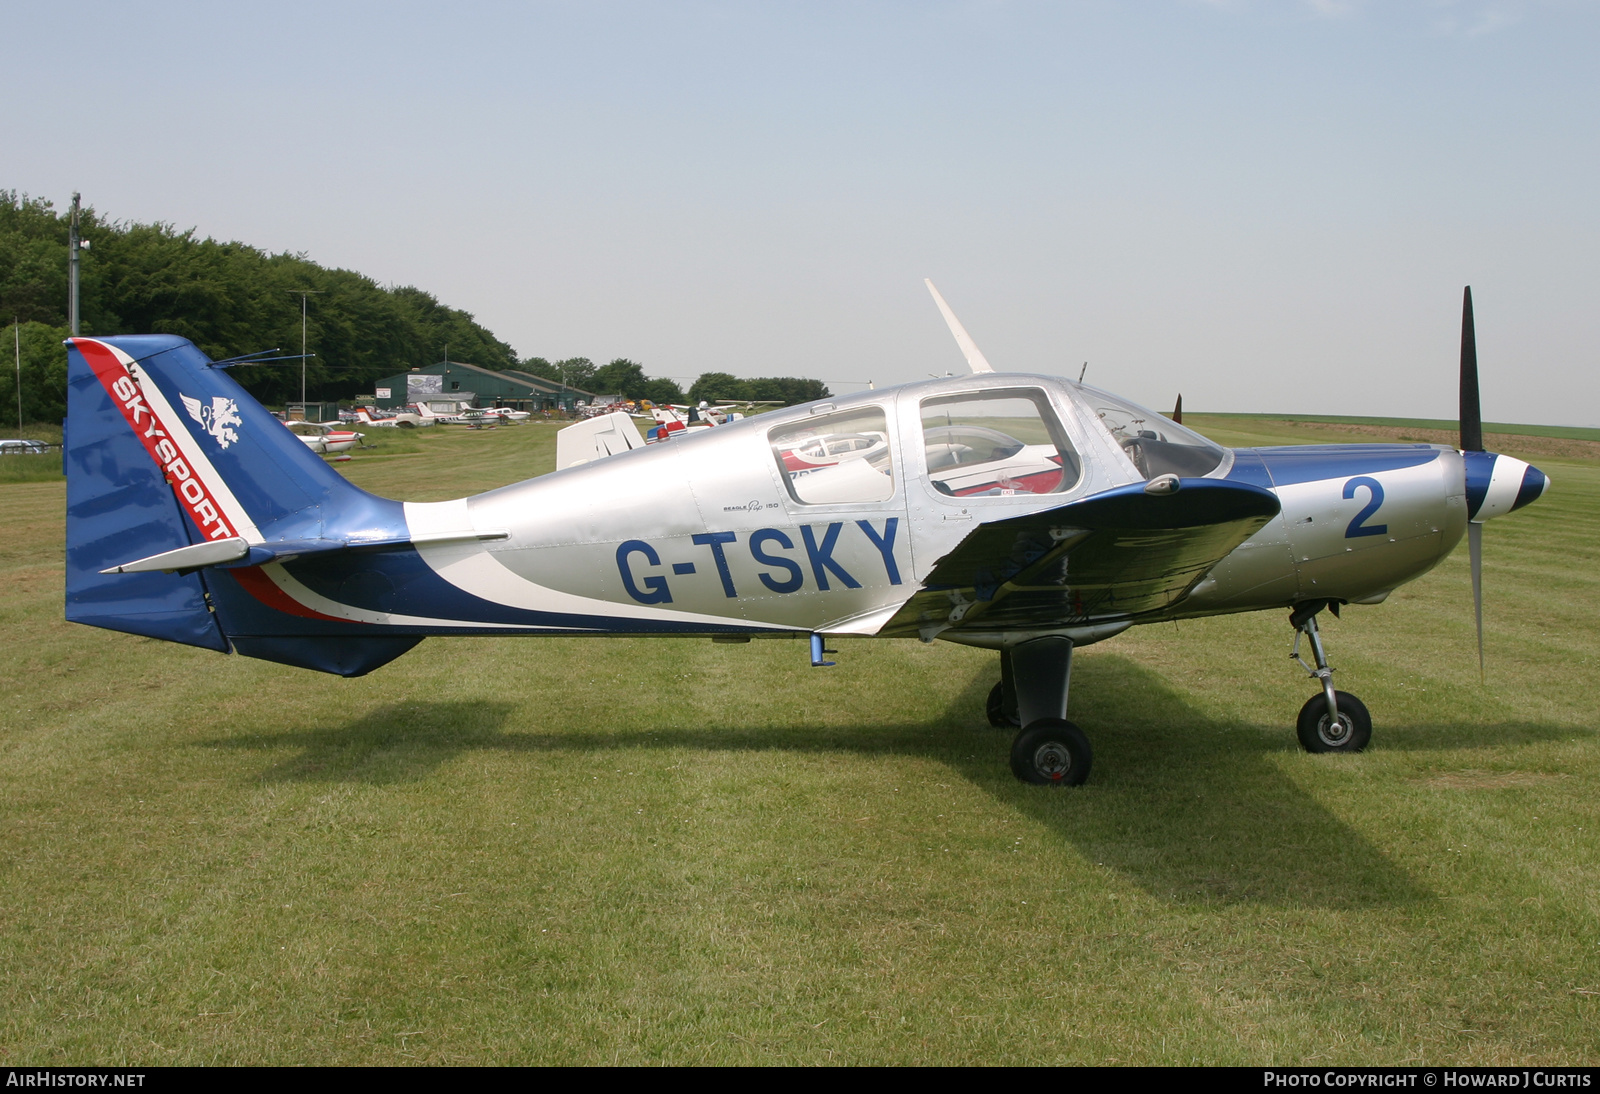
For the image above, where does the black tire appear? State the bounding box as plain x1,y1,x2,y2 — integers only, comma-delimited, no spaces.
1296,691,1372,753
986,682,1019,728
1010,720,1093,786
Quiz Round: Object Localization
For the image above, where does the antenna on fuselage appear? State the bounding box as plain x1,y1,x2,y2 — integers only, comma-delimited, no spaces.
923,280,995,375
1078,362,1088,383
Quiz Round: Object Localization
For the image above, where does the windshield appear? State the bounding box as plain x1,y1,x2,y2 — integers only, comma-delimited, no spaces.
1079,387,1225,479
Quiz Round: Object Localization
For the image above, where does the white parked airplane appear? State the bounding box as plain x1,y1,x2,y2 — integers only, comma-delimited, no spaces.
283,420,364,455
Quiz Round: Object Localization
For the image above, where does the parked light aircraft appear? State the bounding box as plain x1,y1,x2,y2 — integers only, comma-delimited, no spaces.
62,285,1547,785
352,406,432,429
282,419,364,455
647,402,746,442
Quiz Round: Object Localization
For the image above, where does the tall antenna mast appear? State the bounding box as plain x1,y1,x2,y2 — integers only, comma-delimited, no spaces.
68,194,81,336
287,289,324,406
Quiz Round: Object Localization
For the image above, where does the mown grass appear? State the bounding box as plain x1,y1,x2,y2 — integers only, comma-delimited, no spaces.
0,422,64,483
0,417,1595,1064
1195,413,1600,444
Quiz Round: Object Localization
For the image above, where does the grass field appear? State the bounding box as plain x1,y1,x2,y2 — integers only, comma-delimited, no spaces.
1,416,1596,1065
1196,413,1600,444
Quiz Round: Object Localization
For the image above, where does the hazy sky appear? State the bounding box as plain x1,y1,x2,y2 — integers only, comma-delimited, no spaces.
6,1,1597,424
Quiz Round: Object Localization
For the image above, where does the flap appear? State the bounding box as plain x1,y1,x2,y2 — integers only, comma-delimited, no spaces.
878,478,1279,638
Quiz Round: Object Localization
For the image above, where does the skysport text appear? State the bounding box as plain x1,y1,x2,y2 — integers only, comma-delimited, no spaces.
1263,1076,1591,1089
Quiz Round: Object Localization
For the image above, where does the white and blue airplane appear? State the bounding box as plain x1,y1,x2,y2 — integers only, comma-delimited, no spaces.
64,285,1547,786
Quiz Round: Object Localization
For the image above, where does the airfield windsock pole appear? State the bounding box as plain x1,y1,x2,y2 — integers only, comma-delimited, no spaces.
14,318,21,430
68,193,80,336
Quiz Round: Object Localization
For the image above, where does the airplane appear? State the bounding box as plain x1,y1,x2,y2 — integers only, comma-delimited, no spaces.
407,402,478,425
352,405,433,429
61,284,1548,786
282,419,365,455
646,402,746,442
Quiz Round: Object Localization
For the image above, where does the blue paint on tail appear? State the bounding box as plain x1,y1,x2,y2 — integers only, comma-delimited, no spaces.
64,335,414,673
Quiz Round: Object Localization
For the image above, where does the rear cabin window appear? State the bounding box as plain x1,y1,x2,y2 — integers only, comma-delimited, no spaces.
770,407,895,505
1083,388,1225,479
919,390,1081,497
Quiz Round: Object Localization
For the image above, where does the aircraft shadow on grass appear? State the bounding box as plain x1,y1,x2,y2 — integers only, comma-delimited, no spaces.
205,654,1573,911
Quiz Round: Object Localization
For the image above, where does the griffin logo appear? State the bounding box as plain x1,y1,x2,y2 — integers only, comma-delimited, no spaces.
181,394,242,449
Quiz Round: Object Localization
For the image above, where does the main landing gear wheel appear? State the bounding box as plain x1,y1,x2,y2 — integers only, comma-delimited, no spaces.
1010,720,1093,786
1296,691,1371,753
986,682,1019,729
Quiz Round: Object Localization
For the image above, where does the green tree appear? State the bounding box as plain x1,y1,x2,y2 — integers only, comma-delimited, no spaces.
749,377,830,404
688,372,753,403
639,378,685,405
590,358,649,397
3,320,71,424
0,192,525,409
516,356,560,383
555,357,596,392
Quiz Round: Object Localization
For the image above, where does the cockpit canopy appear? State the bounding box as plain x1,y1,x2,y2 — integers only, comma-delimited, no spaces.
761,376,1224,507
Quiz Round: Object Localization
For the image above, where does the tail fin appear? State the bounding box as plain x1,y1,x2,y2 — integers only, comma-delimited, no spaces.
64,335,404,658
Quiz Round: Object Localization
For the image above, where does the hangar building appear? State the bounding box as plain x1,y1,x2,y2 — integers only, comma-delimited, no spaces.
372,361,592,414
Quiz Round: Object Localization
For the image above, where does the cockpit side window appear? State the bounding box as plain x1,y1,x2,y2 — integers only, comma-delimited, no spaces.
918,390,1081,497
1082,388,1225,479
770,406,895,505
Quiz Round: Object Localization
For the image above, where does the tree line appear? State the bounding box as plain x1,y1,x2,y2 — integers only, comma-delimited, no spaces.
0,192,829,424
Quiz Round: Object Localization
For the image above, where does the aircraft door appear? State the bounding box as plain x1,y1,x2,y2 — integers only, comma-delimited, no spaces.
764,403,911,631
897,384,1087,585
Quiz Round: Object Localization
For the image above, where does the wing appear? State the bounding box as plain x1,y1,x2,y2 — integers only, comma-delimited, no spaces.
878,478,1280,638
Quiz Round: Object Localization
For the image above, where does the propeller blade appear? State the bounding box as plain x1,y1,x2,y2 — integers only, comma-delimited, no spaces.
1172,393,1183,424
1461,287,1486,679
1468,520,1485,682
923,280,995,375
1460,286,1483,453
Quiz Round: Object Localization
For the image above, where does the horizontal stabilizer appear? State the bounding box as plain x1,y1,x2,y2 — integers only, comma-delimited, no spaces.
879,478,1281,638
101,537,250,574
101,530,510,575
556,411,647,470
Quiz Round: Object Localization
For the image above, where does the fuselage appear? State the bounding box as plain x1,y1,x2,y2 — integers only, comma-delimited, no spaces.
375,372,1536,645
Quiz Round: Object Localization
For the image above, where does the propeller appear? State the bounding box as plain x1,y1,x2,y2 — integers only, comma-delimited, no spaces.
1459,286,1485,681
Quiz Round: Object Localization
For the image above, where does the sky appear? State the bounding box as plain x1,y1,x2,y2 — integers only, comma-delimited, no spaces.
5,0,1598,424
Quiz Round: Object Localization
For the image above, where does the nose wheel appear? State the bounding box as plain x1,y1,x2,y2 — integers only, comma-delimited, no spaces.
1289,601,1371,753
1295,690,1371,752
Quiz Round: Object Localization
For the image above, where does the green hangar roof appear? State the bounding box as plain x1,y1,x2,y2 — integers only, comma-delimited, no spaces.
373,361,593,411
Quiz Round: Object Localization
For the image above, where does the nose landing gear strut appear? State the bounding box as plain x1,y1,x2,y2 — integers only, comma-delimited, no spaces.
1289,600,1371,753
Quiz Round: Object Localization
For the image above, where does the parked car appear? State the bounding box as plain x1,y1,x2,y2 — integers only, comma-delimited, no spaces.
0,439,51,455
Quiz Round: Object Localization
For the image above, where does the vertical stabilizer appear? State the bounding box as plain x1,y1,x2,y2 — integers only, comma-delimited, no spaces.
64,335,404,654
